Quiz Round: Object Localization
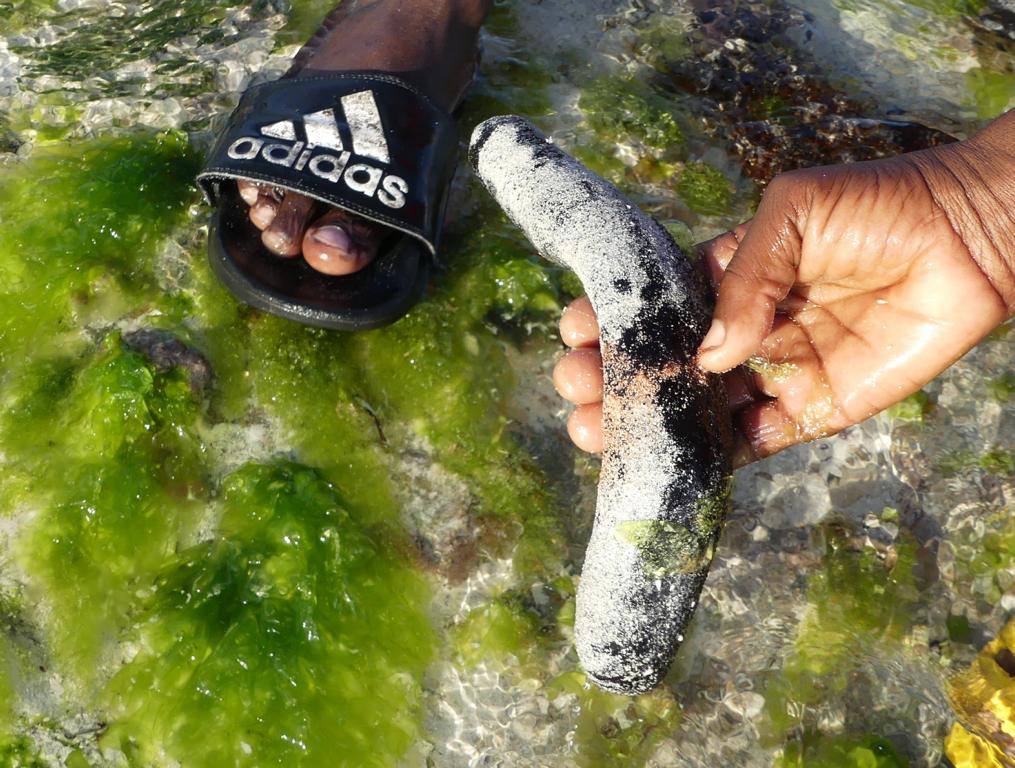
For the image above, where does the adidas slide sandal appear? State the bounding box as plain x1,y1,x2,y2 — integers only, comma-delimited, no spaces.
197,72,460,330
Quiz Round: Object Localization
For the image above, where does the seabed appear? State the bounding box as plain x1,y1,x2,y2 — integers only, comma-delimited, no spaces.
1,0,1015,765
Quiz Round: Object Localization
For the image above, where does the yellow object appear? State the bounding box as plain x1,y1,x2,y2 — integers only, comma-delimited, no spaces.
946,723,1006,768
946,618,1015,767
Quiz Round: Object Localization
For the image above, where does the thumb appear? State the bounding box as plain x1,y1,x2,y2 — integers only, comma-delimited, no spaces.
697,174,810,373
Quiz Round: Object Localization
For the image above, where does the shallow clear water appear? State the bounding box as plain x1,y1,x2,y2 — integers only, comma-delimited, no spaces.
1,0,1015,766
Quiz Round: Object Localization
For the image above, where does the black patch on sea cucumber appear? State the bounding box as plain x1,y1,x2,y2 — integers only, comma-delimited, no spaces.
613,278,632,294
467,118,503,171
619,252,700,367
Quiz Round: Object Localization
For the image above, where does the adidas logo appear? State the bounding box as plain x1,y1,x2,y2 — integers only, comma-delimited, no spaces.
225,90,410,210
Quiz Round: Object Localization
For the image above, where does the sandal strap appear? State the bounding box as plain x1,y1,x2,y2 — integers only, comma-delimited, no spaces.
197,72,460,255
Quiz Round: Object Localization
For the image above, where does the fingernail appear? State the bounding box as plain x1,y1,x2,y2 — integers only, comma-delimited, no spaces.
311,225,353,256
699,319,726,352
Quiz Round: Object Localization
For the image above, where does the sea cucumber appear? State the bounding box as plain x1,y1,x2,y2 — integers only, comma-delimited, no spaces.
470,116,733,694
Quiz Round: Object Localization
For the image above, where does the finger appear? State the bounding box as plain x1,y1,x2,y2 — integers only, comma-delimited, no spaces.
567,402,603,453
698,174,809,373
238,180,260,206
560,296,600,348
552,348,604,405
735,399,803,461
696,222,749,293
722,366,761,412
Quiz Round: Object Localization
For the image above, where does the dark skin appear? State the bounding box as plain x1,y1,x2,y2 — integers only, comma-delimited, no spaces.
238,0,492,275
554,110,1015,466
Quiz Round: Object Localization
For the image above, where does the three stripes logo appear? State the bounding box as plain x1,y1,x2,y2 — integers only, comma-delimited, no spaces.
226,90,410,210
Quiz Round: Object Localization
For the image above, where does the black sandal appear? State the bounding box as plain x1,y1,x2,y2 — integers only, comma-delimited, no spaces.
196,72,460,330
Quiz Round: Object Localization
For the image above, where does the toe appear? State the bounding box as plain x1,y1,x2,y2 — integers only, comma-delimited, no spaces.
302,209,383,276
263,191,317,257
568,403,603,454
238,180,260,206
249,185,284,231
560,296,600,348
249,194,279,230
552,348,604,405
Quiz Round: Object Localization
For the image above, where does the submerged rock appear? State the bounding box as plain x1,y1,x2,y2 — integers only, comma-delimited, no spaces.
123,328,213,394
656,0,955,183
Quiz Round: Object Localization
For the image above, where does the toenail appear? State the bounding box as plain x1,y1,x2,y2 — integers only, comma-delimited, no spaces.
264,229,293,250
251,203,274,225
311,225,353,253
239,184,259,206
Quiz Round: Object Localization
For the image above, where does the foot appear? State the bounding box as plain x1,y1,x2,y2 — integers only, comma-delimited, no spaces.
239,0,491,276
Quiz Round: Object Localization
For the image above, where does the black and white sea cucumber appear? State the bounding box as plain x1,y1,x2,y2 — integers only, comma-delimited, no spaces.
470,116,733,694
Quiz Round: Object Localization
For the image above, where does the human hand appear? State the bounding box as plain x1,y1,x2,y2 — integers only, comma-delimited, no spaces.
554,112,1015,465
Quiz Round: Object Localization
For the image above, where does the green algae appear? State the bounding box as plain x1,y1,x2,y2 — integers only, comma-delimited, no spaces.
987,373,1015,403
615,482,729,579
0,129,451,763
761,534,921,749
887,390,934,422
615,519,712,577
980,449,1015,475
580,76,684,153
454,595,541,669
966,69,1015,121
951,508,1015,604
0,736,48,768
696,477,732,533
0,104,574,766
0,0,59,35
576,75,735,215
104,462,432,768
0,643,11,732
6,98,85,145
10,0,250,81
904,0,987,18
449,574,689,768
936,447,1015,479
63,751,90,768
9,335,206,669
778,734,907,768
677,161,734,217
0,131,199,379
547,671,680,768
278,0,339,47
745,357,799,384
662,220,695,256
453,581,683,768
947,613,975,644
490,256,562,321
227,213,571,573
633,15,694,70
0,592,53,766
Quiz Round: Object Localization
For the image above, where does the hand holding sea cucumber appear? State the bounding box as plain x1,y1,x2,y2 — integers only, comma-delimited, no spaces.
558,108,1015,464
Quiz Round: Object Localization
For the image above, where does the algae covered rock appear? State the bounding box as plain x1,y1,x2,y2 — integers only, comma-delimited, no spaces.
104,461,434,767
